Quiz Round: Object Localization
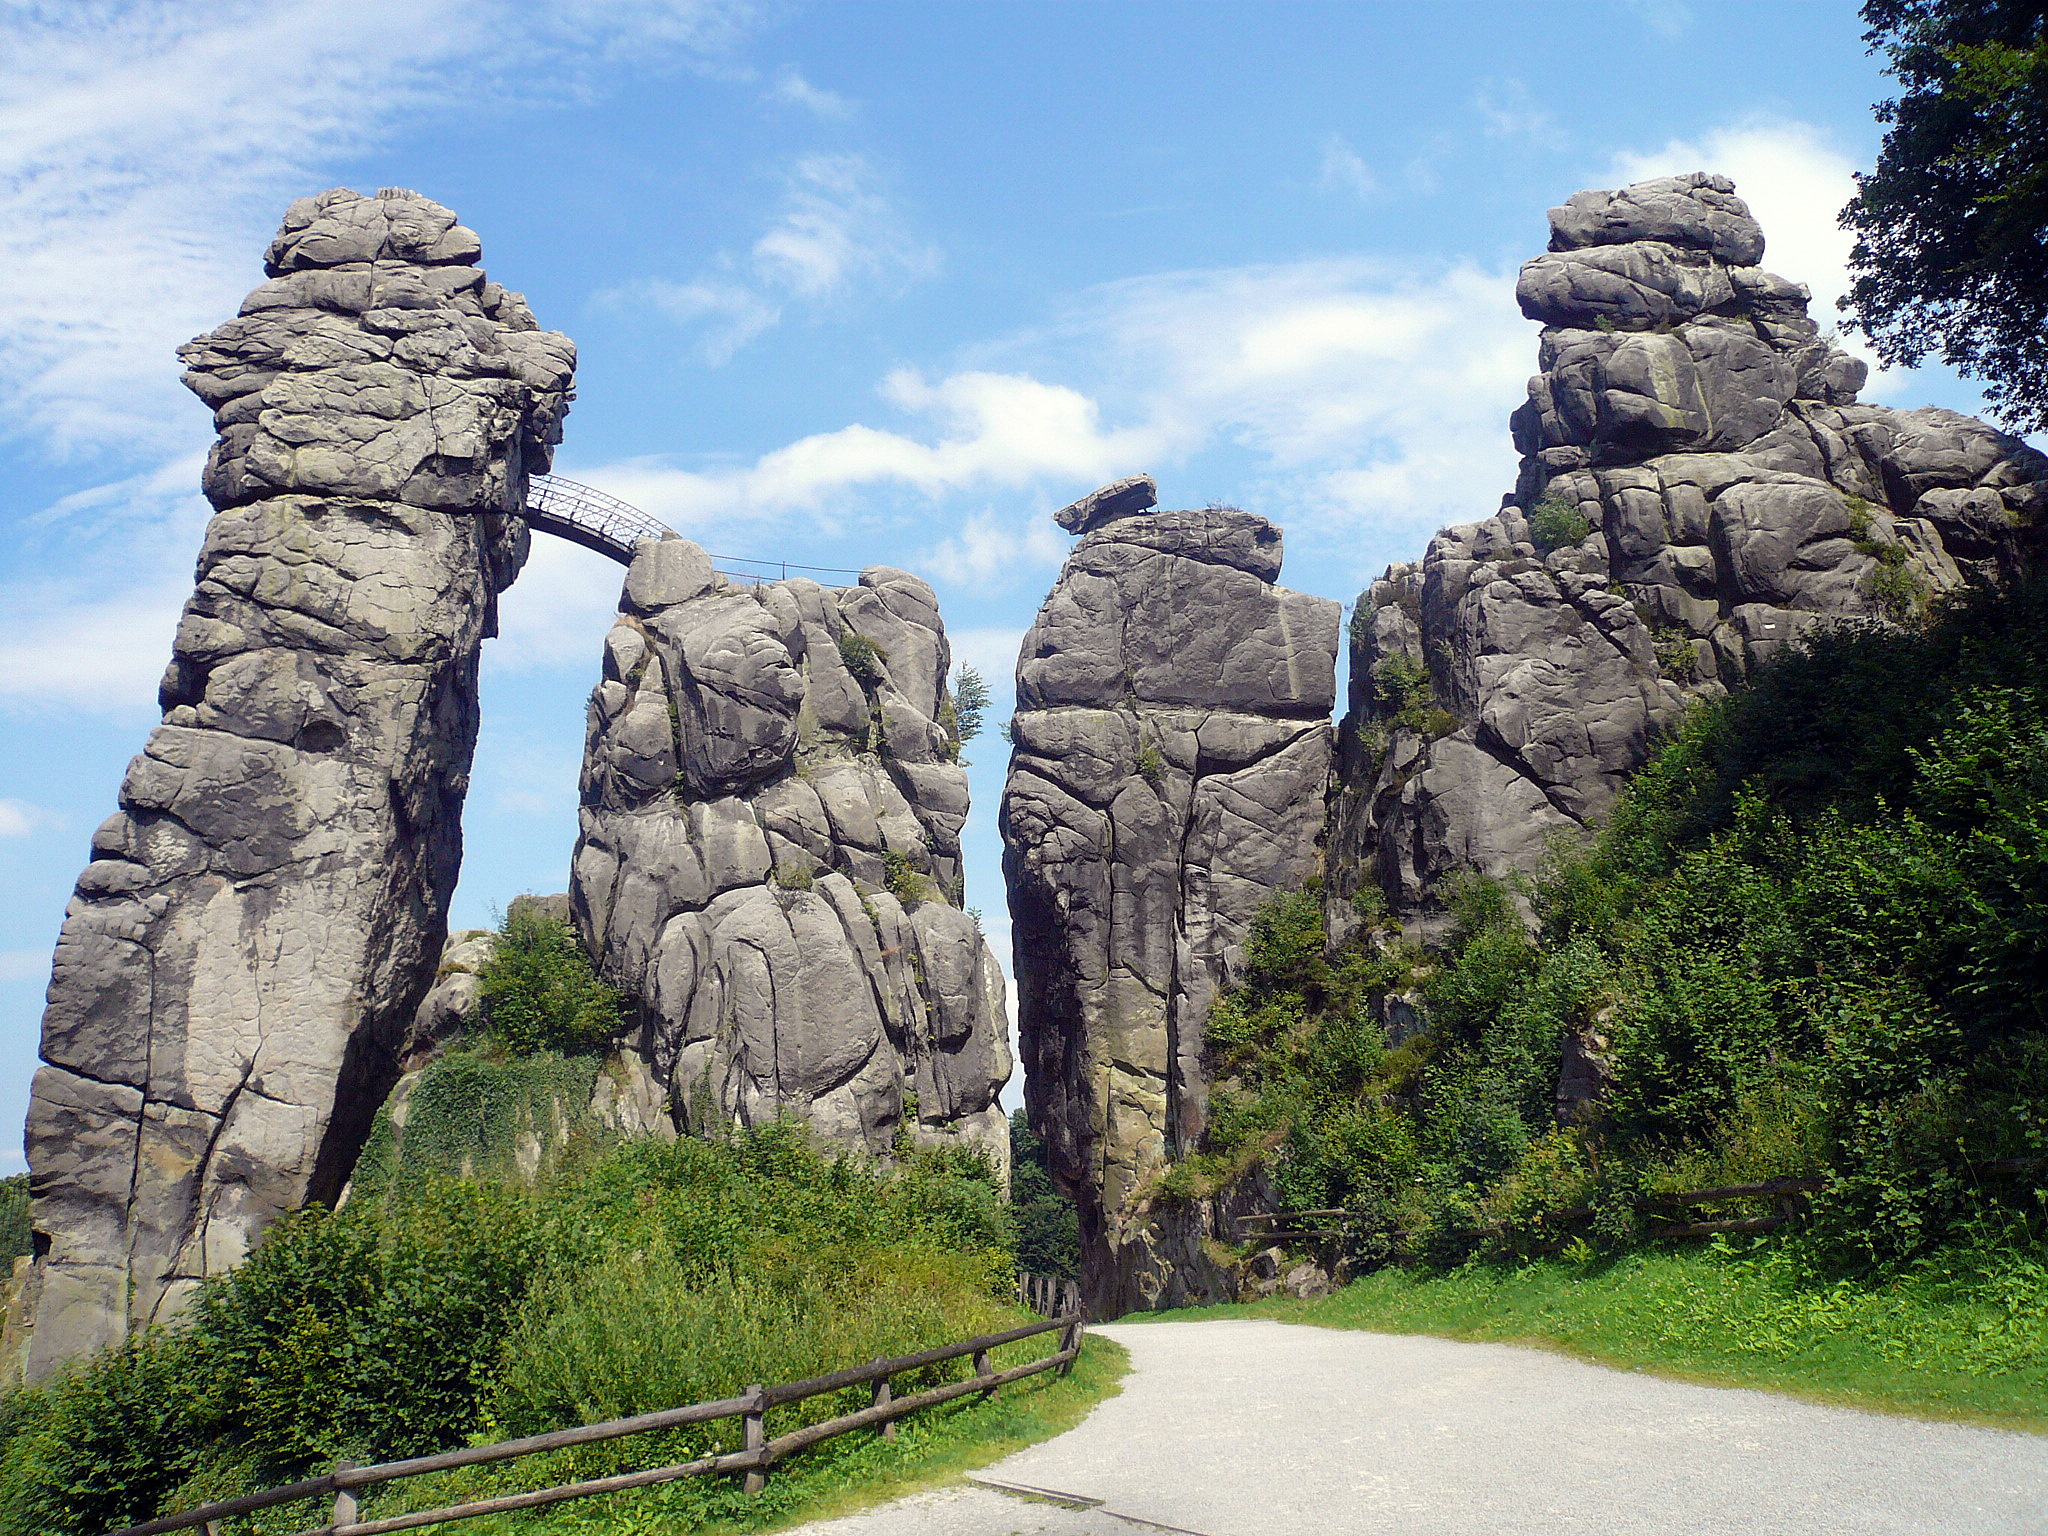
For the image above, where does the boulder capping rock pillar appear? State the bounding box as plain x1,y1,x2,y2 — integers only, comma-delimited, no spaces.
16,188,574,1380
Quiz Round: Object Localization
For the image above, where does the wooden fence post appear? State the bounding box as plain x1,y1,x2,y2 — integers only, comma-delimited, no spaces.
870,1357,896,1441
973,1347,993,1398
743,1385,767,1496
330,1461,358,1529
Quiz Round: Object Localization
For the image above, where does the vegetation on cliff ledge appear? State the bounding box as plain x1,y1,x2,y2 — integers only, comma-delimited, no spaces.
1188,569,2048,1292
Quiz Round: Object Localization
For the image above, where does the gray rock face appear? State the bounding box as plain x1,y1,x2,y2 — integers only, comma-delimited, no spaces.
571,543,1011,1170
1003,506,1339,1318
1054,474,1159,535
18,188,572,1379
1332,173,2047,931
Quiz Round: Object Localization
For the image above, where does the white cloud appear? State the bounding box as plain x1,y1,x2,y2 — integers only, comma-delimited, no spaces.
752,154,939,302
1474,79,1561,146
627,278,784,365
571,255,1532,582
0,0,756,462
1620,0,1692,37
0,951,51,983
606,152,939,364
0,802,51,839
1607,119,1888,383
491,534,629,673
1318,135,1378,199
920,514,1068,591
946,627,1028,690
769,70,854,119
0,575,189,711
580,369,1161,532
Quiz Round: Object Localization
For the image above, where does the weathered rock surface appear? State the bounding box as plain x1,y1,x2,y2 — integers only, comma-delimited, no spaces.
1003,506,1340,1317
1054,474,1158,535
571,543,1011,1169
1333,173,2048,930
17,188,572,1379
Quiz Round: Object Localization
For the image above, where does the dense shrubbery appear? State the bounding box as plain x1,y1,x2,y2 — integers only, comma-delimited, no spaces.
1193,573,2048,1274
478,905,622,1056
0,1127,1017,1536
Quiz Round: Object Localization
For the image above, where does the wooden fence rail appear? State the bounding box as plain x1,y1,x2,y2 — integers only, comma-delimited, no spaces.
1016,1271,1081,1319
107,1311,1085,1536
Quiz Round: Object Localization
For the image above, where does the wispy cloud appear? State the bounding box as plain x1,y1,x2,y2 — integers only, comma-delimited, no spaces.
0,951,53,983
564,254,1531,598
603,152,939,364
1317,134,1378,199
754,154,940,301
1473,78,1561,146
1620,0,1692,38
0,1,760,715
769,70,854,119
920,513,1069,591
0,801,53,839
0,0,757,462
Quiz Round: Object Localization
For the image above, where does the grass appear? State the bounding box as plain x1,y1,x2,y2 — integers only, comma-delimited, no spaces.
1132,1238,2048,1434
269,1332,1127,1536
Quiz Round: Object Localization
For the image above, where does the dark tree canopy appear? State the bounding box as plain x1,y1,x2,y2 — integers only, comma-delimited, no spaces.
1842,1,2048,430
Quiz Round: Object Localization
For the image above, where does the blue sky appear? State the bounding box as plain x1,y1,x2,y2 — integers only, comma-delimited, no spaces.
0,0,2009,1168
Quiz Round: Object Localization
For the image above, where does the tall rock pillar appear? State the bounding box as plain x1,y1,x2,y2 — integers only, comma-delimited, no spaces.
19,189,573,1378
1332,172,2048,930
570,544,1012,1167
1001,486,1339,1317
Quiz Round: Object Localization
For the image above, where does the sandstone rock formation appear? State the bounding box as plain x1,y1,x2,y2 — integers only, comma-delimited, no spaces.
1333,173,2048,930
570,541,1011,1167
18,188,572,1379
1003,500,1340,1316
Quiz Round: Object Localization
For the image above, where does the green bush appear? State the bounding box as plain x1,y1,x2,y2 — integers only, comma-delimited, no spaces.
0,1125,1020,1536
838,633,888,688
0,1176,28,1264
1529,493,1592,552
478,904,621,1056
1187,571,2048,1276
1373,650,1457,737
882,849,933,906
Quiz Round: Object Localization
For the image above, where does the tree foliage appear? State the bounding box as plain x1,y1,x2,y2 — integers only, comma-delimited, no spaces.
1842,1,2048,428
478,904,621,1056
951,665,991,743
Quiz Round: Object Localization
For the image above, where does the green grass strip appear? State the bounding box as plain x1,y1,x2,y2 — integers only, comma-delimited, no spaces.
1135,1241,2048,1434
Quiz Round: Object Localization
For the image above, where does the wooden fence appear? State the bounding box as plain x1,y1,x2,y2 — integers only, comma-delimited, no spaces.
107,1310,1085,1536
1016,1271,1081,1319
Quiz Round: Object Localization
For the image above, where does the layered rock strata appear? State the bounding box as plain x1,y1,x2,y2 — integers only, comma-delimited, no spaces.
1333,173,2048,929
19,188,572,1378
1002,503,1340,1317
570,540,1011,1168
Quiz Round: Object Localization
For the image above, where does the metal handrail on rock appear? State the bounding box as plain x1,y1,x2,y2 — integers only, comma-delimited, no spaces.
522,474,675,563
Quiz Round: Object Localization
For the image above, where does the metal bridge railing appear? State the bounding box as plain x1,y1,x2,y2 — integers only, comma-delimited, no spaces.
524,476,868,588
523,474,677,563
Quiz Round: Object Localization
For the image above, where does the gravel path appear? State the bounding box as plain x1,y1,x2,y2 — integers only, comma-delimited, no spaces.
793,1318,2048,1535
